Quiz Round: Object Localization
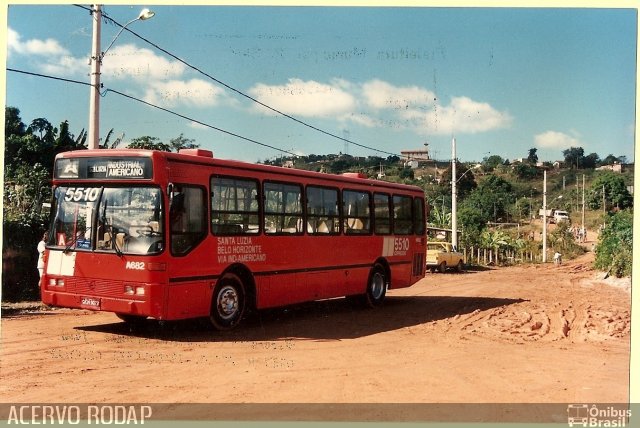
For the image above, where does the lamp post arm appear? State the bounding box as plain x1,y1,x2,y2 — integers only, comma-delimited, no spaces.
101,17,139,60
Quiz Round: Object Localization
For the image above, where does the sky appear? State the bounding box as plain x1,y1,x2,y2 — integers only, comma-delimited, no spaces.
3,3,638,164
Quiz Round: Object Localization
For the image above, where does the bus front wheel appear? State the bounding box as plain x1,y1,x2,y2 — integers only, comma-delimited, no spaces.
363,265,387,308
210,273,246,330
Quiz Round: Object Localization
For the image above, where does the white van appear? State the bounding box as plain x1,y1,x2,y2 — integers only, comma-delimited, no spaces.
554,210,570,223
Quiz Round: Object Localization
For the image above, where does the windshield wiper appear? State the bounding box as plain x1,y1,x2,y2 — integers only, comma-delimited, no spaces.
63,227,92,254
100,198,124,258
109,226,124,258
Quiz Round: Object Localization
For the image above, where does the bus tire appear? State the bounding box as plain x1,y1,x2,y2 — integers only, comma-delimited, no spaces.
210,273,246,330
363,265,387,308
456,260,464,273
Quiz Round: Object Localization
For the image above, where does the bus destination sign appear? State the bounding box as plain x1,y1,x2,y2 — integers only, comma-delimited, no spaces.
55,157,153,180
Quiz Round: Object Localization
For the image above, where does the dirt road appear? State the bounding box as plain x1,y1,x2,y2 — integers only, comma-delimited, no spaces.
0,251,631,420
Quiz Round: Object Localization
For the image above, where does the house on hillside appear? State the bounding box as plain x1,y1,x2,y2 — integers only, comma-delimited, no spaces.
401,145,431,169
596,163,624,173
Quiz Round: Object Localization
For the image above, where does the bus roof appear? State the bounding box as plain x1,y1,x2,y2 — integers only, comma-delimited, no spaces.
54,149,424,194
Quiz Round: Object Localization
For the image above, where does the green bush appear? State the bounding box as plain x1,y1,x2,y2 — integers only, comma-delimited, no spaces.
2,212,48,302
594,209,633,277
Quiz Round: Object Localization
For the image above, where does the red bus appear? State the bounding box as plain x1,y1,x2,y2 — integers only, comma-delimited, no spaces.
41,149,426,329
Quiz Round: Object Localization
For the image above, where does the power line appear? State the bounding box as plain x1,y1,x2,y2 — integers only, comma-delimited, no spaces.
7,67,94,88
7,67,298,157
94,6,398,157
104,88,299,156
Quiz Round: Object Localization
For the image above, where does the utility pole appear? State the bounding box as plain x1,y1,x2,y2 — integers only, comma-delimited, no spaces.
451,137,458,249
88,4,102,150
542,170,547,263
581,174,585,230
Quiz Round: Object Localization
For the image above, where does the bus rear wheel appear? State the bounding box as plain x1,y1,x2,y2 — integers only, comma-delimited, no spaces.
210,273,246,330
363,265,387,308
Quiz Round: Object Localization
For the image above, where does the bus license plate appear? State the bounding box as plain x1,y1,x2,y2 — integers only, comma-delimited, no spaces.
81,297,101,310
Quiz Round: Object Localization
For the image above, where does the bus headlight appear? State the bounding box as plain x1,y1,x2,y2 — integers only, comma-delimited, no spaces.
49,278,65,287
124,285,145,296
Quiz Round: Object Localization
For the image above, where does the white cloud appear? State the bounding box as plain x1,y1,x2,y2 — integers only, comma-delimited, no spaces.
40,56,88,76
247,78,511,136
102,44,186,81
143,79,227,108
421,96,513,135
8,27,70,57
248,78,356,117
534,130,582,150
362,79,437,111
188,121,209,130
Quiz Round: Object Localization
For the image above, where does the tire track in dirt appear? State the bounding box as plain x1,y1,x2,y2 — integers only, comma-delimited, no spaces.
455,297,629,344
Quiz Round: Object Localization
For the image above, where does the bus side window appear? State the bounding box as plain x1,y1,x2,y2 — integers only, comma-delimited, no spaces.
393,195,413,235
211,176,260,235
264,182,303,235
373,193,391,235
306,186,339,235
343,190,371,235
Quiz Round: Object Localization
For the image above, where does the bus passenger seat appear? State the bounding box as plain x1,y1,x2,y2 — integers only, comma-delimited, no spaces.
99,232,112,249
347,218,363,230
317,221,329,233
116,233,125,250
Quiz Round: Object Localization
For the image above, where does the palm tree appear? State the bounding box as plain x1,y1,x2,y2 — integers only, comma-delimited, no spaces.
429,206,451,229
481,230,510,264
100,128,125,149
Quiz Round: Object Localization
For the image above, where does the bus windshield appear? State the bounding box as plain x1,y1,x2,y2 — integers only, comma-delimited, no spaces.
49,186,164,255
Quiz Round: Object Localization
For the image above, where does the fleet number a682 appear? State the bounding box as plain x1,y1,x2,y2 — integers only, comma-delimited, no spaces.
126,261,145,270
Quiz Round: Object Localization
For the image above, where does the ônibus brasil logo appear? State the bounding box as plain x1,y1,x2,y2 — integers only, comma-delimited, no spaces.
567,404,631,427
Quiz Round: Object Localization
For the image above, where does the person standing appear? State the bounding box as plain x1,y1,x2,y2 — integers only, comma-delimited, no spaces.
37,232,47,279
553,251,562,265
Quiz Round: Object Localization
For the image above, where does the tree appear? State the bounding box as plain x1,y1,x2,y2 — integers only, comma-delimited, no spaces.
5,107,26,137
169,133,199,152
482,155,504,172
55,120,86,153
588,171,633,210
527,148,538,164
440,162,478,199
594,210,633,277
458,205,486,247
582,152,600,169
512,163,539,180
480,229,510,263
100,128,124,149
127,136,171,151
462,175,514,224
562,147,585,169
27,118,56,144
399,167,414,180
601,154,620,166
428,205,451,228
3,163,50,221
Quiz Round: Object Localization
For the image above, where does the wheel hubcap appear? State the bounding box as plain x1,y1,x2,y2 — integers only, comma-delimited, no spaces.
371,273,385,300
217,285,239,319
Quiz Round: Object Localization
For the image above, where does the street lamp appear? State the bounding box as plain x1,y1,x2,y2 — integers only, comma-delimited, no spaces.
88,5,155,149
